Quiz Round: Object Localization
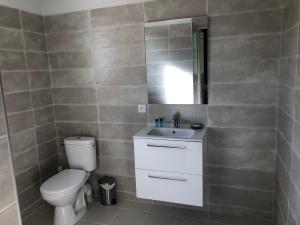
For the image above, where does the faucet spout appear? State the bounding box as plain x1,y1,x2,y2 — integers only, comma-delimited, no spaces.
173,112,181,128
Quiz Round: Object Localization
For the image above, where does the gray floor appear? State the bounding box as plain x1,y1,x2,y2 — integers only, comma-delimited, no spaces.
22,199,273,225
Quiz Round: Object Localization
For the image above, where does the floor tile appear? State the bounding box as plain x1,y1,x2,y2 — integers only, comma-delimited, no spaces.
142,213,176,225
83,205,120,224
23,213,52,225
115,200,152,212
175,217,207,225
111,209,146,225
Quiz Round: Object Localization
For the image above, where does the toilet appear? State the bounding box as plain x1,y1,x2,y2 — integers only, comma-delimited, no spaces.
40,137,97,225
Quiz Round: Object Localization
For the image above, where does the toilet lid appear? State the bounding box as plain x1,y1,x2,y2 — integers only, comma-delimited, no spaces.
40,169,86,195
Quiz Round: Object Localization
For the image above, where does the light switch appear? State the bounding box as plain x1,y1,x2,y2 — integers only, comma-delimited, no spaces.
138,104,147,113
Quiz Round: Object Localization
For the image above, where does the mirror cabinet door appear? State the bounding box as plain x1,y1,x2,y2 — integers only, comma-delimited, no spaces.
145,16,208,105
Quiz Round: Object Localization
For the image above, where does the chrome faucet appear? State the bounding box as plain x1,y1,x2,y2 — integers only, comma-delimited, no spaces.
172,112,181,128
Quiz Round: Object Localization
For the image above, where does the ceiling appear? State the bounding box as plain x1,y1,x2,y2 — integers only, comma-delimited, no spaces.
0,0,155,15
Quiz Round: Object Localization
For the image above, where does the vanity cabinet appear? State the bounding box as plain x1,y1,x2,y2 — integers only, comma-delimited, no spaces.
133,137,204,206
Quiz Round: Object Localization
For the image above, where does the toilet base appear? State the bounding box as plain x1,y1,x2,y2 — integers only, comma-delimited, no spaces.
54,205,87,225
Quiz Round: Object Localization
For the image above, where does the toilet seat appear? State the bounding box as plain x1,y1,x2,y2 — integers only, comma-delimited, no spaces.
41,169,86,197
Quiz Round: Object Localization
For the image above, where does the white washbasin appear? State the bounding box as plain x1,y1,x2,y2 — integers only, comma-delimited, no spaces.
147,128,195,139
134,126,205,142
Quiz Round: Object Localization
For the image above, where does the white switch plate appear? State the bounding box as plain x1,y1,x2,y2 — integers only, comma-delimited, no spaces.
138,104,147,113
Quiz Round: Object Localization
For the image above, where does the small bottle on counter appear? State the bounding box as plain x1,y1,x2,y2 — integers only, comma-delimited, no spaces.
159,118,164,127
155,118,160,128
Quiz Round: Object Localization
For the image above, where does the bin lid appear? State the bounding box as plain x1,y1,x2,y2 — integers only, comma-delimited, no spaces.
98,176,116,190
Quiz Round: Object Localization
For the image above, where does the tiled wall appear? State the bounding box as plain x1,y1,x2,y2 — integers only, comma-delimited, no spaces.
0,80,21,225
0,5,59,219
43,0,280,223
0,0,283,224
276,0,300,225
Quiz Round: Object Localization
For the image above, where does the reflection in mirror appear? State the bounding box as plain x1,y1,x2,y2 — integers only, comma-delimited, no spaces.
145,17,208,105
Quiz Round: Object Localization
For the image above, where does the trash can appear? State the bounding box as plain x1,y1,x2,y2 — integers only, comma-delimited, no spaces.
98,176,117,206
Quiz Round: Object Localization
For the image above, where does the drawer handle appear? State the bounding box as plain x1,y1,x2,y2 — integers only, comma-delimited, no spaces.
148,175,187,182
147,144,186,149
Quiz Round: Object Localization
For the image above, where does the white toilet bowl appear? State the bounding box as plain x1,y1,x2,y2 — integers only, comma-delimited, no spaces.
40,169,89,225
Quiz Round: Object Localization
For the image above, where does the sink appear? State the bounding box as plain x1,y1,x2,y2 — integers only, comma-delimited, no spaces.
134,126,205,142
147,128,195,139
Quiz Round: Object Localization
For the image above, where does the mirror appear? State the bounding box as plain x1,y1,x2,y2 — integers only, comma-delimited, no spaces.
145,16,208,105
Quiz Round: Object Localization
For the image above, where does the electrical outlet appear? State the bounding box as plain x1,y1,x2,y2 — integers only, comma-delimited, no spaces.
138,104,147,113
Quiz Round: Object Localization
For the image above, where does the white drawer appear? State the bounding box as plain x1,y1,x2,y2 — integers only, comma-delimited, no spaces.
136,169,203,206
134,139,202,175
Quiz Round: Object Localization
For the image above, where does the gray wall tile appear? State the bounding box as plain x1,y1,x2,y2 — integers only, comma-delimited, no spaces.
208,0,280,15
98,86,147,106
18,184,40,210
297,59,300,88
209,186,274,211
144,0,207,22
277,109,293,145
0,204,20,225
24,32,46,51
100,140,134,160
91,4,144,28
95,66,146,86
9,129,36,154
0,28,24,50
21,11,44,33
56,122,99,138
49,51,92,69
45,11,89,33
294,122,300,154
26,52,49,70
12,148,38,174
208,128,275,150
99,123,144,141
209,167,274,191
210,34,280,62
208,146,275,172
47,31,91,52
290,151,300,191
1,72,29,93
36,123,56,144
210,10,281,37
34,106,54,126
99,106,147,123
92,25,144,48
281,26,298,57
0,50,26,70
100,156,134,177
0,138,17,210
277,132,291,169
278,84,295,116
276,157,290,197
51,69,95,87
38,139,58,161
29,71,51,90
54,105,98,122
94,45,145,67
4,92,32,113
295,90,300,123
208,106,276,128
279,57,297,87
0,6,20,29
289,183,300,225
282,0,299,31
7,111,34,133
31,89,53,108
53,87,96,104
40,156,59,179
15,166,40,192
209,83,277,105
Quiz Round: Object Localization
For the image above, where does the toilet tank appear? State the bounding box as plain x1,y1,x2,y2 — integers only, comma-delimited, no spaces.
64,137,97,171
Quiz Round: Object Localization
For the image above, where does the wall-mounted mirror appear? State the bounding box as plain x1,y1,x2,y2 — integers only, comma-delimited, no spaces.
145,16,208,105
